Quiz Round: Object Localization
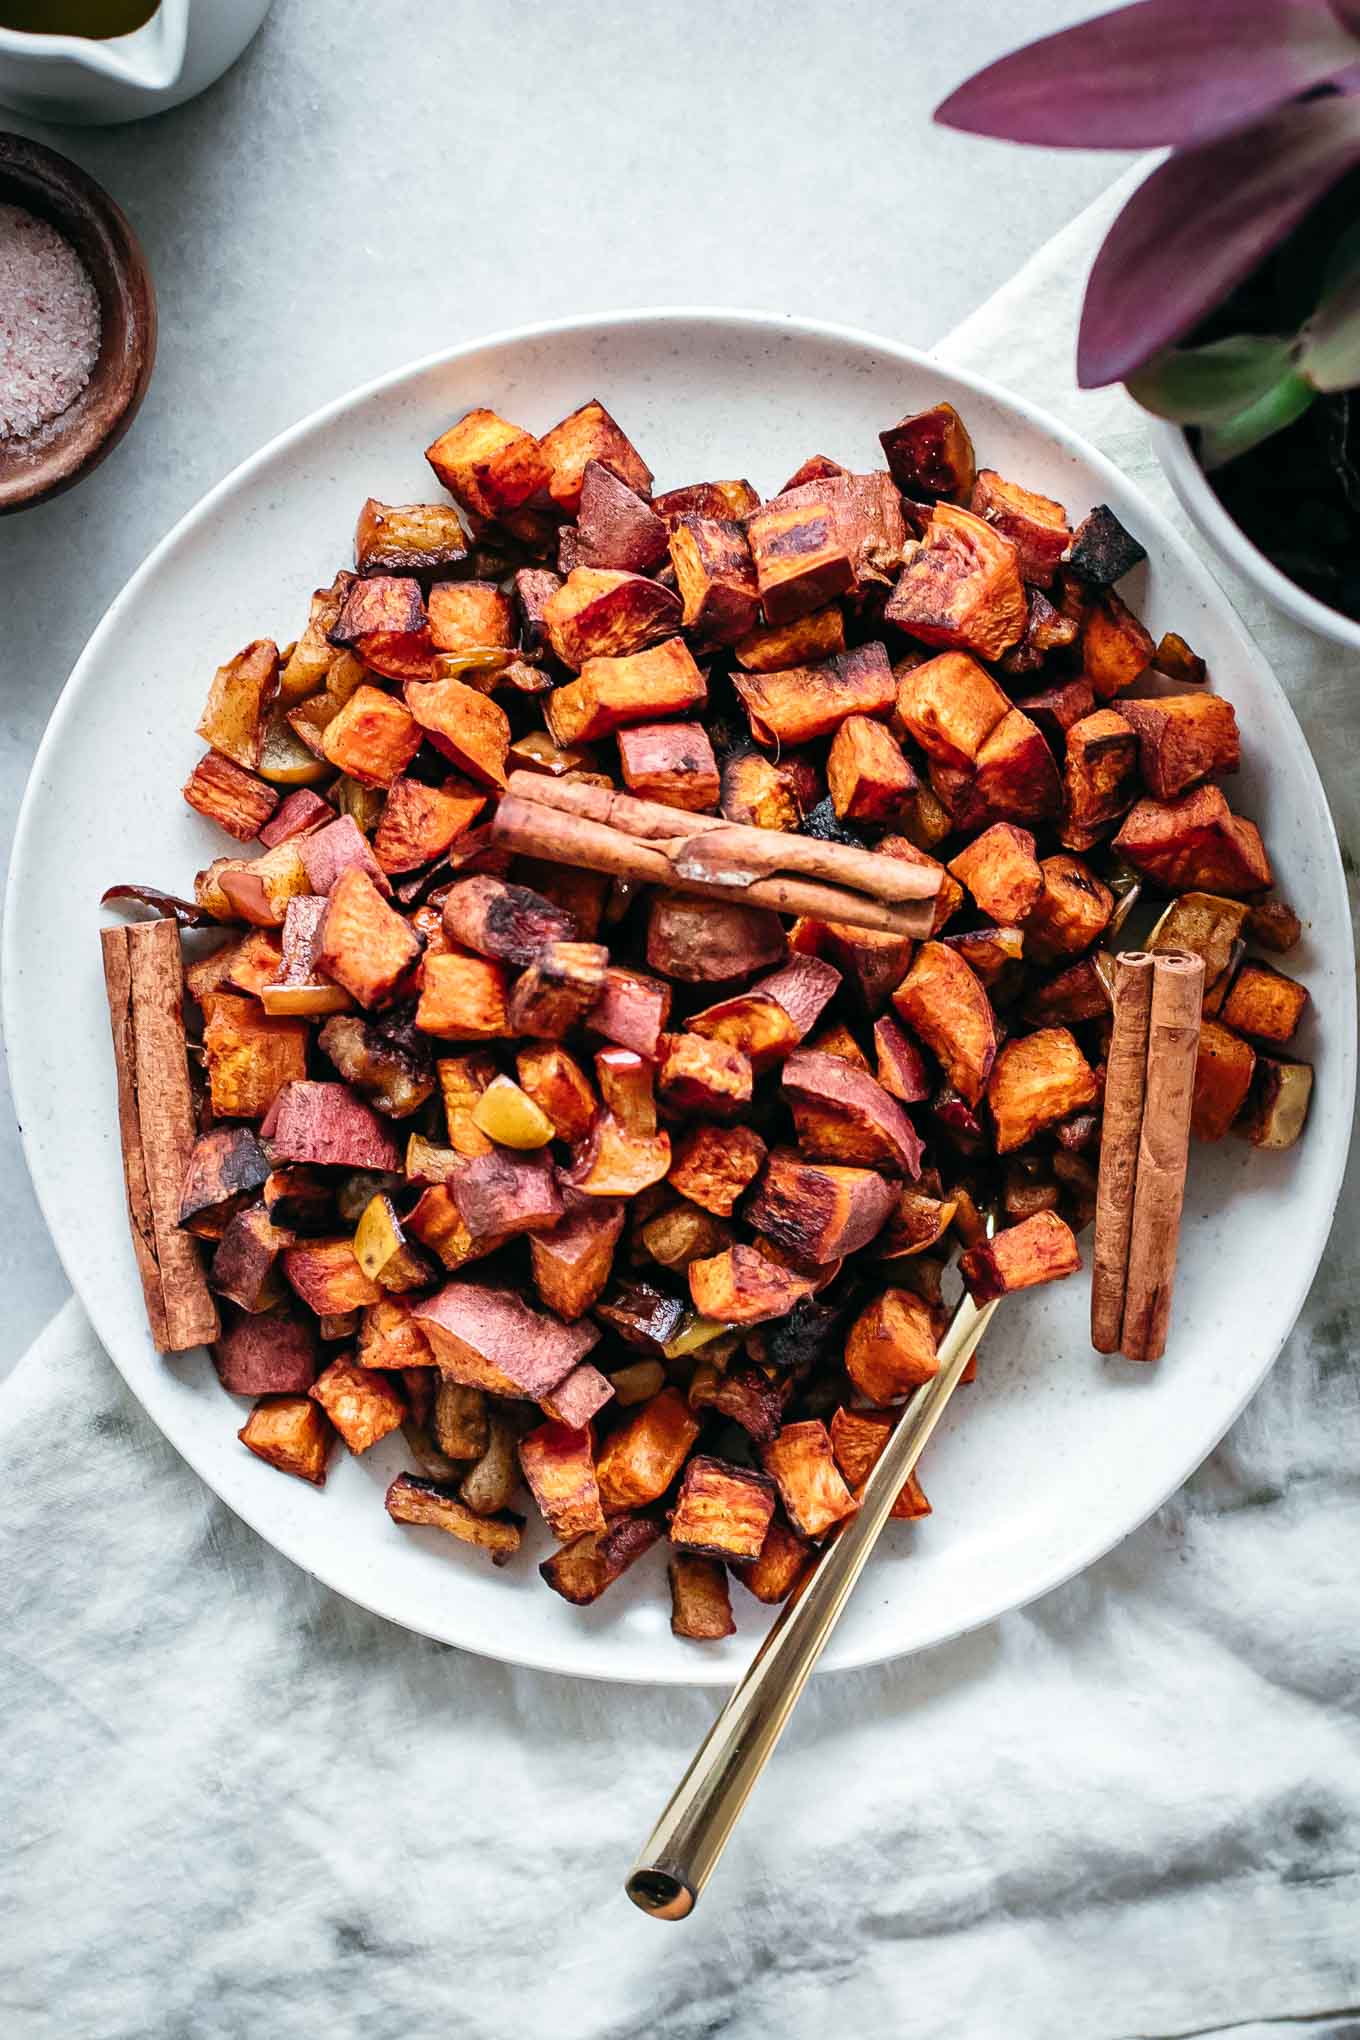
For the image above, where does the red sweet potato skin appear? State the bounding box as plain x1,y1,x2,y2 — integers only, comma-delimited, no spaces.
413,1281,600,1396
212,1306,319,1394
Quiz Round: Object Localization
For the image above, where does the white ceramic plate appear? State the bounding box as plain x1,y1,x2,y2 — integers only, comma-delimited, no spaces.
6,311,1352,1686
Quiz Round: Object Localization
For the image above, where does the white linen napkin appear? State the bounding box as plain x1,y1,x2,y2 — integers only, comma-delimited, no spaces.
4,175,1359,2040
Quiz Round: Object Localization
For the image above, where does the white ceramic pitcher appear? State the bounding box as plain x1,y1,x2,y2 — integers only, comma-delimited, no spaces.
0,0,272,124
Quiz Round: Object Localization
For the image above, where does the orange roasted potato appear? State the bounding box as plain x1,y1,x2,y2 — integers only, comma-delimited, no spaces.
761,1420,858,1539
734,642,896,748
986,1027,1099,1153
546,634,705,746
884,503,1027,660
959,1210,1081,1302
970,468,1071,585
892,942,997,1105
1114,786,1272,896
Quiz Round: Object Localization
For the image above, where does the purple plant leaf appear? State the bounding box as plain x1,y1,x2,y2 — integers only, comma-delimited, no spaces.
1078,94,1360,386
935,0,1360,150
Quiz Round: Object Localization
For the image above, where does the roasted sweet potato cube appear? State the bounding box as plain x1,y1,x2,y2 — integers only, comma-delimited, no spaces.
179,1124,272,1235
434,1050,497,1155
970,469,1071,585
507,940,609,1037
941,926,1025,995
891,943,997,1106
588,964,672,1055
646,892,786,985
687,1242,818,1324
685,991,800,1072
782,1051,922,1175
538,398,653,514
441,874,575,965
845,1289,938,1402
451,1147,563,1239
201,993,309,1119
668,1553,736,1640
987,1027,1098,1153
283,1234,383,1316
358,1295,436,1371
539,1362,614,1430
1235,1053,1313,1149
566,1112,672,1198
734,604,846,673
297,815,390,900
669,516,759,644
373,776,486,875
515,1043,597,1142
879,401,975,500
213,1304,318,1393
308,1353,404,1453
197,639,280,772
657,1031,752,1118
405,674,510,788
426,580,515,659
530,1199,625,1320
668,1122,766,1216
545,634,706,746
885,504,1027,660
257,787,334,849
1118,692,1241,800
571,459,667,572
1114,787,1272,896
595,1387,700,1510
354,498,469,578
1061,708,1138,849
1067,503,1147,587
894,650,1009,769
687,1359,789,1443
653,478,760,523
1192,1018,1258,1139
425,407,549,521
669,1454,776,1560
748,1150,895,1263
1024,957,1110,1026
315,868,421,1010
879,1183,958,1259
595,1280,687,1355
733,641,895,747
539,1510,663,1603
414,1280,598,1398
263,1078,402,1170
401,1185,486,1271
593,1048,656,1135
948,822,1042,925
826,715,916,822
616,720,720,812
519,1421,606,1541
1220,961,1309,1045
386,1471,523,1561
183,751,280,842
1247,899,1303,953
761,1420,858,1540
745,490,855,623
239,1394,333,1486
261,1166,334,1233
317,684,421,790
541,568,680,671
329,575,428,656
415,952,508,1038
720,749,804,831
873,1014,932,1104
960,1210,1081,1302
1016,678,1097,756
732,1518,812,1602
210,1203,292,1311
1024,855,1115,963
828,1406,931,1518
1081,588,1155,699
975,708,1062,823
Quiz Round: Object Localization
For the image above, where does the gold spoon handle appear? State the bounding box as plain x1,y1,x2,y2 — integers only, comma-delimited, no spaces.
625,1283,1000,1919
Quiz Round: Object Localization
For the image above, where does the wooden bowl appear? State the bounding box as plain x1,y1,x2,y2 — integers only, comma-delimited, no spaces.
0,132,156,515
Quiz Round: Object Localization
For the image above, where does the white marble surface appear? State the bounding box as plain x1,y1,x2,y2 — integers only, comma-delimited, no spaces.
0,0,1129,1369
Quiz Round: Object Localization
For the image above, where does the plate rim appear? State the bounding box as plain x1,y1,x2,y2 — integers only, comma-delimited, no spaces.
6,304,1354,1687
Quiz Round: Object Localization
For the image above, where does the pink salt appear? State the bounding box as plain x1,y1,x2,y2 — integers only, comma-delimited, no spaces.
0,201,101,442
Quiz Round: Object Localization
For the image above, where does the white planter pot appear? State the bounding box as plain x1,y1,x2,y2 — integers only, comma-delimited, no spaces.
1148,416,1360,651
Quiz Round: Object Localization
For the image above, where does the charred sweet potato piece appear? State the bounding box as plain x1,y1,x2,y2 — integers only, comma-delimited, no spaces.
519,1421,606,1542
878,1182,958,1259
239,1394,333,1486
653,479,760,524
317,684,421,789
941,925,1025,995
616,720,720,812
668,1553,736,1640
975,708,1062,824
885,504,1027,660
748,1150,895,1263
596,1388,700,1510
873,1014,932,1104
354,498,470,578
329,576,430,674
970,469,1071,585
507,941,609,1037
405,675,510,789
262,1165,333,1233
441,874,575,965
530,1199,625,1320
545,634,706,747
539,1509,663,1603
515,1042,597,1142
745,489,855,623
197,640,280,772
213,1304,318,1394
201,994,309,1119
999,585,1081,678
720,749,805,831
1066,503,1146,588
948,822,1042,925
315,1014,434,1119
283,1234,383,1315
183,751,280,842
827,715,916,822
538,398,653,514
687,1360,789,1444
1024,855,1115,963
733,641,895,747
588,964,672,1056
1192,1018,1258,1139
595,1280,687,1355
734,604,845,674
762,1420,858,1540
987,1027,1099,1153
425,407,549,521
386,1471,523,1561
179,1124,272,1235
415,1279,598,1398
895,650,1009,769
1247,899,1303,953
1220,961,1309,1045
309,1353,404,1453
845,1288,939,1402
567,1113,672,1198
541,568,681,671
669,515,759,645
781,1051,923,1176
891,943,997,1106
262,1079,402,1171
879,402,975,500
1024,956,1110,1026
1081,589,1155,699
450,1147,563,1239
646,892,786,984
687,1243,818,1325
1118,692,1241,800
1113,787,1272,896
210,1203,292,1311
657,1031,753,1118
415,952,508,1039
686,991,800,1072
669,1454,777,1560
1061,709,1138,849
669,1122,767,1216
960,1209,1081,1301
315,868,422,1009
1014,677,1095,755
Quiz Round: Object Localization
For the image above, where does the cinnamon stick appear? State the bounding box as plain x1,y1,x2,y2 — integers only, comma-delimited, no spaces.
1090,950,1154,1353
1119,949,1205,1363
491,794,934,939
101,919,221,1354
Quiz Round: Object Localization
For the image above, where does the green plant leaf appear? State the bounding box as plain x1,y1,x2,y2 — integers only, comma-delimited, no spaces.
1298,250,1360,391
1197,370,1317,467
1126,335,1297,423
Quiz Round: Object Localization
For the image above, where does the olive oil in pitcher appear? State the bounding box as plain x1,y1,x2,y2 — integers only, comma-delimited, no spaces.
0,1,159,35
